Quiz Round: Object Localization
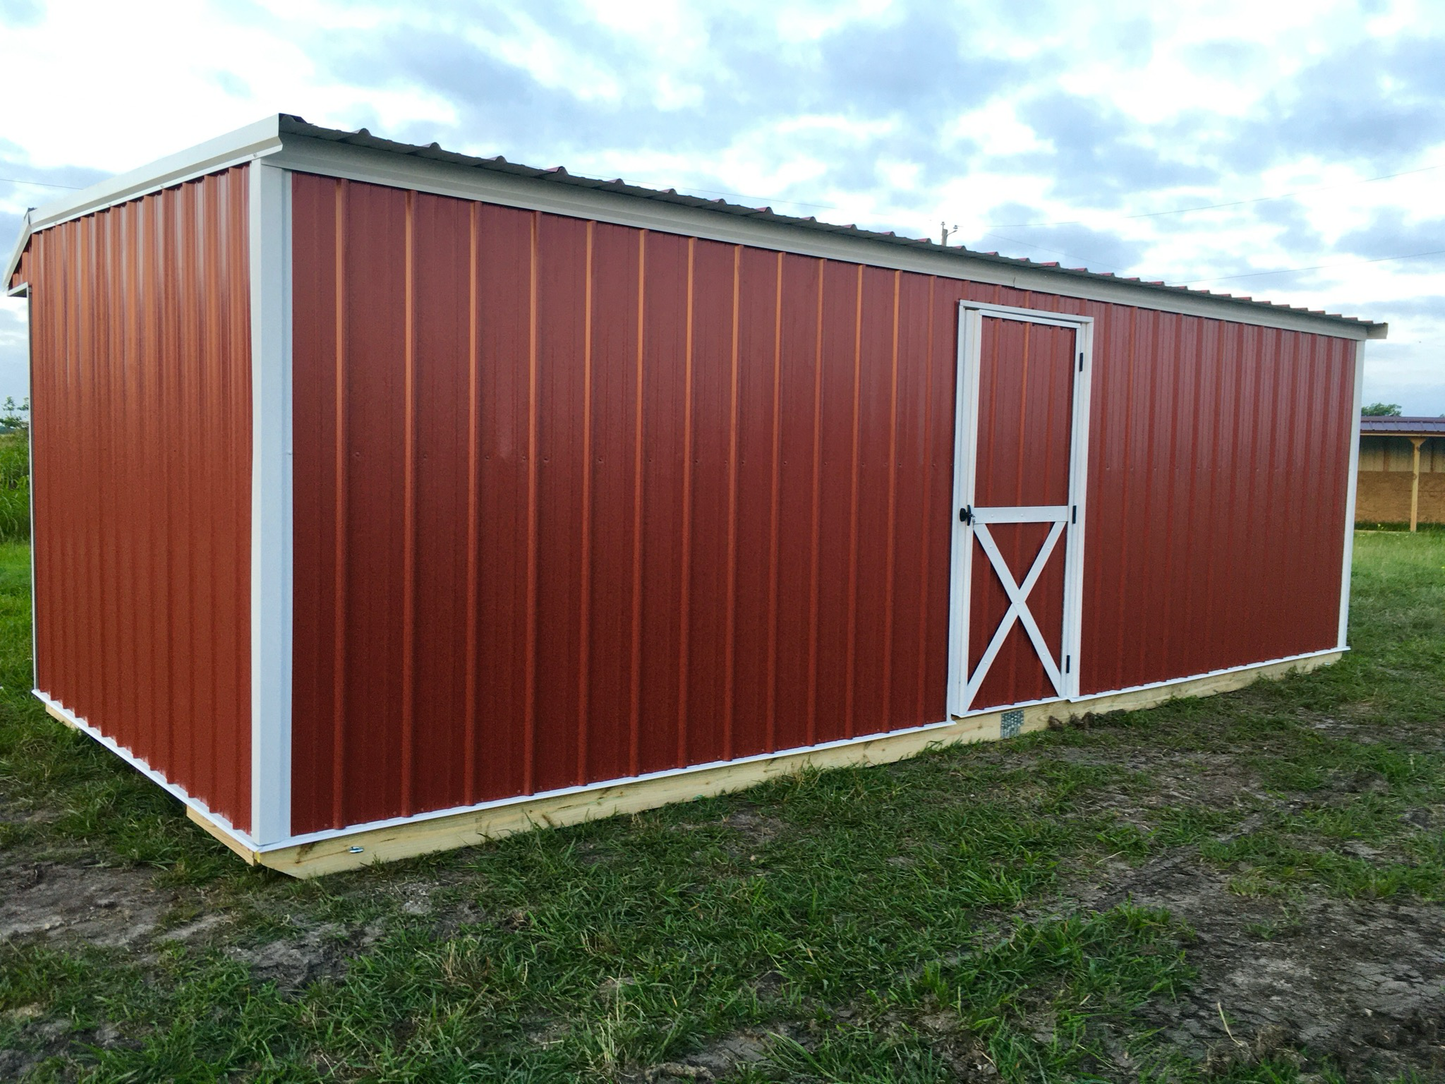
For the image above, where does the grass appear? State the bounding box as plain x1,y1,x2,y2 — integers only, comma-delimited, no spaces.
0,531,1442,1081
0,433,29,543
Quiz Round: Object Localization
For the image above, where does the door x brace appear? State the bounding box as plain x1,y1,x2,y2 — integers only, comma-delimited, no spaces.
964,514,1067,707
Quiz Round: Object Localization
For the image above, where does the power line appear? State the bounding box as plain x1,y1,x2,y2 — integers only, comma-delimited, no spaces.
0,176,82,190
977,231,1122,274
1177,247,1445,286
986,162,1444,230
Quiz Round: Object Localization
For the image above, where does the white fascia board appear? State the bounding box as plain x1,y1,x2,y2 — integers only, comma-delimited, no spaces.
271,133,1381,342
4,210,34,297
4,116,286,287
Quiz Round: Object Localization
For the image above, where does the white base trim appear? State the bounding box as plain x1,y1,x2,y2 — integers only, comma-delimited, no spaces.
262,716,962,852
269,645,1348,854
1068,647,1345,707
39,645,1345,871
34,691,261,851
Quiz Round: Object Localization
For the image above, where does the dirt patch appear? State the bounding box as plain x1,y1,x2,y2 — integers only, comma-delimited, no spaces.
0,998,138,1080
0,862,172,947
719,806,784,846
631,1027,807,1083
637,1031,771,1082
1086,856,1445,1078
227,919,387,991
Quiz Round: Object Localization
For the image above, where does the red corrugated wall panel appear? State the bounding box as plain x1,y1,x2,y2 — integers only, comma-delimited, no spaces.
289,173,1357,834
24,167,252,831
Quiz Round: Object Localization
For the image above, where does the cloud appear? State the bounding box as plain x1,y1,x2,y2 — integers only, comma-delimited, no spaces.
0,0,1443,412
0,0,42,28
1333,208,1445,264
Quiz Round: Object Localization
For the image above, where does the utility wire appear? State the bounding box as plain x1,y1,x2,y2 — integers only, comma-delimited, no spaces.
1178,247,1445,286
987,162,1443,229
977,231,1123,274
0,176,82,190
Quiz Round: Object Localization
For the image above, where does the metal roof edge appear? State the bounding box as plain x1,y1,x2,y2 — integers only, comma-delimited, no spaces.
4,115,286,288
4,209,33,297
272,114,1385,339
1359,416,1445,434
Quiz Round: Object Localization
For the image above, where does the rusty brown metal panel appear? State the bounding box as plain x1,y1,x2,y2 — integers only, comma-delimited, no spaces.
581,221,642,784
26,167,252,831
9,245,29,292
287,172,1360,833
1072,307,1355,695
683,237,739,767
729,247,781,759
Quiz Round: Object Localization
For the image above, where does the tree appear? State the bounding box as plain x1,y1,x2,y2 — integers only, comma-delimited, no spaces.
1362,402,1403,416
0,397,27,432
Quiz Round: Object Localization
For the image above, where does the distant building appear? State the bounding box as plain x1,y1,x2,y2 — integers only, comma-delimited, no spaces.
1357,417,1445,530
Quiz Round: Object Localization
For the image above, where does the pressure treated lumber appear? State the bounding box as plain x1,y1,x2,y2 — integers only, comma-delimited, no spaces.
236,650,1341,878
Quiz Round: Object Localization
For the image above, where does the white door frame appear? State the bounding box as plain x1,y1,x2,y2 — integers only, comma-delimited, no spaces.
946,302,1094,717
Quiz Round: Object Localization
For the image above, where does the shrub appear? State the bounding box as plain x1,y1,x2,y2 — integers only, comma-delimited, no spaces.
0,433,30,542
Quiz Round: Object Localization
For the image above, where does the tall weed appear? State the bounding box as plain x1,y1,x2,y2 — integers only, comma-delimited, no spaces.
0,433,30,542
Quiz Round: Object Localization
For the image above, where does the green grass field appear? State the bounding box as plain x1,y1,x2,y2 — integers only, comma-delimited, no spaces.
1,532,1443,1082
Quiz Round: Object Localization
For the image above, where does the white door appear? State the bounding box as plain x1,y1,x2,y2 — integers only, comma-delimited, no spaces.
947,304,1093,716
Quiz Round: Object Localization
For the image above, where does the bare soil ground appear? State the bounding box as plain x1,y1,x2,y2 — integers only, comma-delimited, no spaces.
5,717,1445,1080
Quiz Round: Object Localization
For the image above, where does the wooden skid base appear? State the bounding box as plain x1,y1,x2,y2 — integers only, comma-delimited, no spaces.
186,806,261,866
211,650,1339,879
43,701,78,731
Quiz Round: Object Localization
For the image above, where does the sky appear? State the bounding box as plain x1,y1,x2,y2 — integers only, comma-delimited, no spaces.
1,0,1442,413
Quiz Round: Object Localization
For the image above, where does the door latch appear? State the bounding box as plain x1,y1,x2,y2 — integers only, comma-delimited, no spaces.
959,505,973,525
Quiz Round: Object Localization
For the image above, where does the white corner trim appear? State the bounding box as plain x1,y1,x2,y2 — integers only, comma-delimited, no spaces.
35,691,262,851
249,161,294,846
268,134,1376,342
25,291,36,692
1338,340,1366,650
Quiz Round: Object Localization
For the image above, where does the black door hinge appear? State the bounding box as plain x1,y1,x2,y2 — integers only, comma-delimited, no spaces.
1065,654,1071,674
1071,505,1077,524
1077,351,1084,372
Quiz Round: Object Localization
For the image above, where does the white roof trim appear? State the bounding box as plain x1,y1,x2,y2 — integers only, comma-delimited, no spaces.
271,132,1383,341
4,113,1388,341
4,115,285,288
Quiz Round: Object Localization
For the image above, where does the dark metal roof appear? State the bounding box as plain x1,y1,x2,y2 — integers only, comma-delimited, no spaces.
1360,416,1445,435
277,115,1384,334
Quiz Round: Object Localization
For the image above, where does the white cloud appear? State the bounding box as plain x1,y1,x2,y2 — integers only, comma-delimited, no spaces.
0,0,1441,412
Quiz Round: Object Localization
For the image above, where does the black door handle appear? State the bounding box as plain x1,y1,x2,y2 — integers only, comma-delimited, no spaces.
959,505,973,525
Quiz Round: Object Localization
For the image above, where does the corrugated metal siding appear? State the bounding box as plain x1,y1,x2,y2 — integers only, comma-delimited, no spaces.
9,246,30,292
289,174,1357,834
1073,313,1354,694
25,167,252,830
1359,435,1445,473
289,176,957,833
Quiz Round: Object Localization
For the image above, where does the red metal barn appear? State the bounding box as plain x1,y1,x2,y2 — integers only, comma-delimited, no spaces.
5,116,1383,875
